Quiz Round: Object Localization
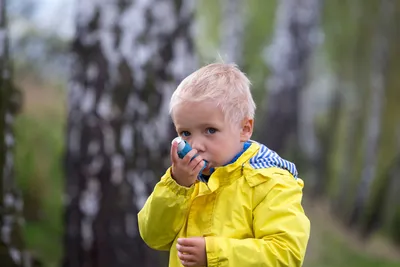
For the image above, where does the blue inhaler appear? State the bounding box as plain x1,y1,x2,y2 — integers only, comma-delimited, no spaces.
172,137,208,182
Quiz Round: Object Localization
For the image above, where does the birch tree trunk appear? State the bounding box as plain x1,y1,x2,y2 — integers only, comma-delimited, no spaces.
0,0,30,266
219,0,244,65
261,0,322,154
63,1,196,267
349,0,393,227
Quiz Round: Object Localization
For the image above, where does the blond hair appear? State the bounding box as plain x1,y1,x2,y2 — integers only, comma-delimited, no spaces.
169,62,256,125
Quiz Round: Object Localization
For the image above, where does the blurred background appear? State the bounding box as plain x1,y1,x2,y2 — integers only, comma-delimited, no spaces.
1,0,400,266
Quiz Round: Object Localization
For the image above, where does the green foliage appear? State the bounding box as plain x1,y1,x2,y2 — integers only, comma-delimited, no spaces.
14,107,64,267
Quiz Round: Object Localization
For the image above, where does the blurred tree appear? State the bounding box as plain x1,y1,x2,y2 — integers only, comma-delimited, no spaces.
368,21,400,240
8,0,36,19
260,0,322,156
0,0,31,266
318,0,400,244
320,0,368,208
219,0,245,65
312,78,342,199
349,0,394,228
63,1,196,267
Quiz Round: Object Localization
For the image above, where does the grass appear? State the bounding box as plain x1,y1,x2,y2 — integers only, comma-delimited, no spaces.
303,199,400,267
306,228,400,267
13,78,65,267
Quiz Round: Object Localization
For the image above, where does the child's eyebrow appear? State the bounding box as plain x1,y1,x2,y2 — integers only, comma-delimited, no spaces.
175,126,189,132
199,124,214,128
198,123,220,128
175,122,221,131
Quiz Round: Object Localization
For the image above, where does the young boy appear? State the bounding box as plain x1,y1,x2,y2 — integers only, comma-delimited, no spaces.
138,63,310,267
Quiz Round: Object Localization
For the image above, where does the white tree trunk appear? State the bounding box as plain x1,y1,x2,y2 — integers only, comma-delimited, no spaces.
219,0,244,65
0,0,30,266
64,1,196,266
261,0,322,154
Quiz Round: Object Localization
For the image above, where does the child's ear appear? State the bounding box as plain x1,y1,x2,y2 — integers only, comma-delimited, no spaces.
240,118,253,142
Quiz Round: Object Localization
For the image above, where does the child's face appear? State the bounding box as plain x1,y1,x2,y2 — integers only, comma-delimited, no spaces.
172,100,253,172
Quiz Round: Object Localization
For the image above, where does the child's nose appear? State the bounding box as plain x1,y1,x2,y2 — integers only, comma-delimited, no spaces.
191,140,205,152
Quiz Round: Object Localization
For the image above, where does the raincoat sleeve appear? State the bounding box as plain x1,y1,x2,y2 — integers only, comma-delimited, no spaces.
205,172,310,267
138,167,194,251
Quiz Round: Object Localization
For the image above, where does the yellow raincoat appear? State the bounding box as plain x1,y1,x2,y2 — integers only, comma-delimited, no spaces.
138,141,310,267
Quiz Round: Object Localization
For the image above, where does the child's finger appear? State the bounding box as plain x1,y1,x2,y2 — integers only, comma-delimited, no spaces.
170,141,179,164
189,155,203,171
177,238,195,247
177,244,196,254
177,251,196,262
193,160,205,174
183,149,198,164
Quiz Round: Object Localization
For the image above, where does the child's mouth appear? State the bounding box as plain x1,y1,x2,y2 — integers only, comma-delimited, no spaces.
201,162,213,174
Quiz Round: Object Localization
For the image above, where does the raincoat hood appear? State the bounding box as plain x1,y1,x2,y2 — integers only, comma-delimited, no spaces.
247,141,298,178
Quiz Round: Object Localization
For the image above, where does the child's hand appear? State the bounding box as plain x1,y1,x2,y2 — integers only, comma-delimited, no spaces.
170,141,205,187
176,237,206,267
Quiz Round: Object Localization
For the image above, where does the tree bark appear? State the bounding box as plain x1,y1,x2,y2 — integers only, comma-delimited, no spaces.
0,0,31,266
63,1,196,267
261,0,322,154
349,0,393,227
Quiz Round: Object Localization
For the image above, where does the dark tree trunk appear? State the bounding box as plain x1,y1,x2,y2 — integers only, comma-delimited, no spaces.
63,1,196,267
261,0,322,154
387,154,400,244
0,0,31,266
362,155,400,238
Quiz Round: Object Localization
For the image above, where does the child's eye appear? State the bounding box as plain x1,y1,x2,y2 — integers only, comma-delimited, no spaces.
180,131,191,137
206,128,217,134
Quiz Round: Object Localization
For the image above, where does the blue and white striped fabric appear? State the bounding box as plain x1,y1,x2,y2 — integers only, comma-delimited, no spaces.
249,142,298,179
